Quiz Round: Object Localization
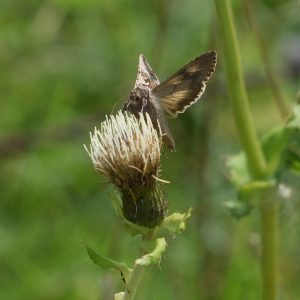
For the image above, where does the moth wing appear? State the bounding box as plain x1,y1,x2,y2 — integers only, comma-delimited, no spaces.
152,51,217,117
134,54,160,89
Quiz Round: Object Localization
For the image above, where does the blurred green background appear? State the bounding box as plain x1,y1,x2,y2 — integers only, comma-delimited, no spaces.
0,0,299,299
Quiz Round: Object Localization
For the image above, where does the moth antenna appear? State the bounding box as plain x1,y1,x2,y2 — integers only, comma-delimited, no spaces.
111,97,125,114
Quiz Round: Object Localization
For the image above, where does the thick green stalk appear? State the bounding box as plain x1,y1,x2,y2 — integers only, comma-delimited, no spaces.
214,0,267,178
214,1,278,299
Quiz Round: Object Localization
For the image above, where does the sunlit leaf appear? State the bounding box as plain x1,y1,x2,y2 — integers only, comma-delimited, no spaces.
160,208,192,234
135,238,167,266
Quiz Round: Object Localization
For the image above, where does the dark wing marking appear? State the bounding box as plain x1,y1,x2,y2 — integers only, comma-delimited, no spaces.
134,54,160,89
152,51,217,117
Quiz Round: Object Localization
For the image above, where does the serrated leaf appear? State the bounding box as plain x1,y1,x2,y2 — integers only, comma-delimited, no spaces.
135,238,167,266
85,244,132,283
160,208,192,234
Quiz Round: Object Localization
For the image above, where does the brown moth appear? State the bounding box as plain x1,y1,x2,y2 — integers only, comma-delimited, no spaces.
123,51,217,150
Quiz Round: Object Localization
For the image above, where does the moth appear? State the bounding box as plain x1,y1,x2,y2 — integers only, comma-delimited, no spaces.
123,51,217,150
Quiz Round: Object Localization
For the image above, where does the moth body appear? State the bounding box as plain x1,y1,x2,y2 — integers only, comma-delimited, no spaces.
124,84,175,149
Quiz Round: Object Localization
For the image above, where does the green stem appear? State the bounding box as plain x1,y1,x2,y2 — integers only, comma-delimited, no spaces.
214,0,267,178
261,194,279,300
123,259,144,300
123,229,157,300
214,1,278,299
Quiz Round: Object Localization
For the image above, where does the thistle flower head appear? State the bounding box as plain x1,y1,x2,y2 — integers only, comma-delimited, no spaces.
85,111,162,189
85,111,168,228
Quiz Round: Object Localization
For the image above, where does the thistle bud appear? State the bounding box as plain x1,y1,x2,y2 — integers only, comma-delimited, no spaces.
85,111,168,227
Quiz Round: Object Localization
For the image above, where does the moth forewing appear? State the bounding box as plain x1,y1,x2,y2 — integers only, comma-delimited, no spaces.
152,51,217,117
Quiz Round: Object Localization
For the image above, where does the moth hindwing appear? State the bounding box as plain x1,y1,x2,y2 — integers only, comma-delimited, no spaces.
153,51,217,117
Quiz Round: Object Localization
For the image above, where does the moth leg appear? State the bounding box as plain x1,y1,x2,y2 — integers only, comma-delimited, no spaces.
141,98,147,113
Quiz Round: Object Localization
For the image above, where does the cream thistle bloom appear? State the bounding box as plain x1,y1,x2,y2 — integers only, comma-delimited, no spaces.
85,111,168,228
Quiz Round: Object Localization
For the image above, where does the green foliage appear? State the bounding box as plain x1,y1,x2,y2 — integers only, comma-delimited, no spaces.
135,238,167,266
226,104,300,218
159,208,193,235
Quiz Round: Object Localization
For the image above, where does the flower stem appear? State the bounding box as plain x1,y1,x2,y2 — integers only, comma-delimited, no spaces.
123,259,144,300
123,229,157,300
214,1,279,299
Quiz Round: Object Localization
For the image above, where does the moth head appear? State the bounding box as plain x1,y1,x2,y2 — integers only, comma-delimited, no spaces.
130,84,150,102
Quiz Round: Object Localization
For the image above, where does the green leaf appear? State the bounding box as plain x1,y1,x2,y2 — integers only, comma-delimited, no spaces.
135,238,167,266
160,208,192,234
85,244,132,283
